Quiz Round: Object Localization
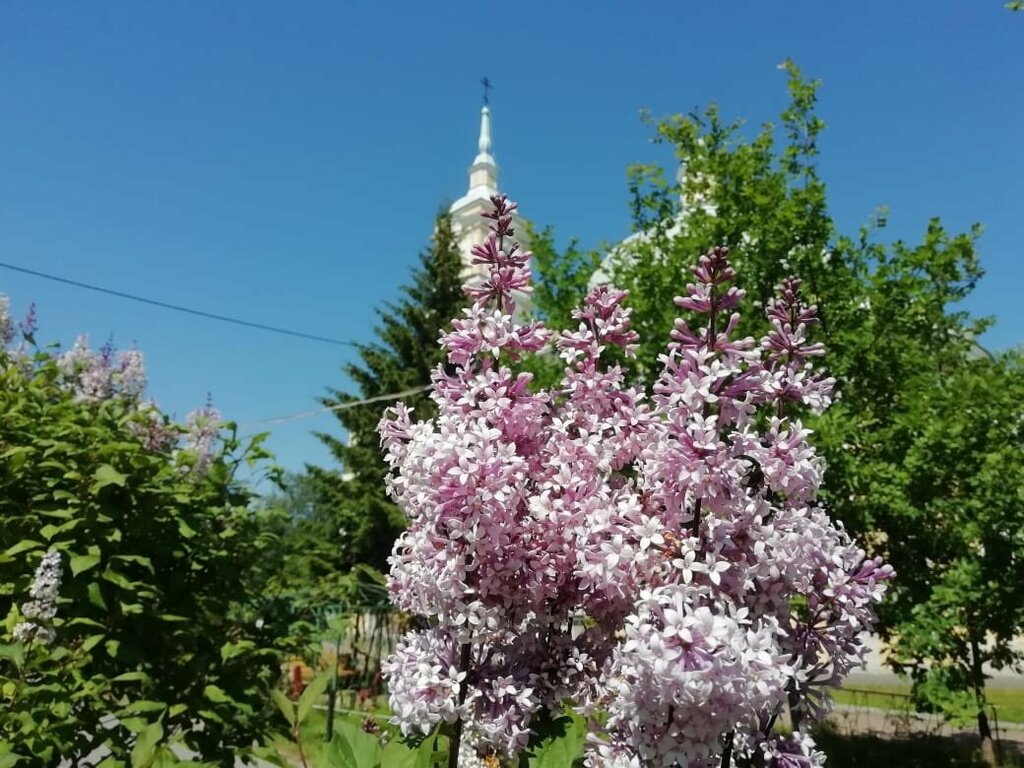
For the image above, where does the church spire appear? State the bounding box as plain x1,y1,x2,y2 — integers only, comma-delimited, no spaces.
467,103,498,195
449,80,522,276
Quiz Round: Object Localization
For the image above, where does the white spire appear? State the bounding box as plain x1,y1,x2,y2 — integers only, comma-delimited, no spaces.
478,105,492,154
468,105,498,195
449,99,522,279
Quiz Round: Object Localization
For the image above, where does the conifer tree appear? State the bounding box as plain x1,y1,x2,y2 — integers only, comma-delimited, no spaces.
307,211,466,574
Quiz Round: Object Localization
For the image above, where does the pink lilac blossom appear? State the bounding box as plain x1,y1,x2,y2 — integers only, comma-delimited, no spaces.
379,198,892,766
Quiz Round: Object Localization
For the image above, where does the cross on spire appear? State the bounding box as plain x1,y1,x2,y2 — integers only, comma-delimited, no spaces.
481,76,492,106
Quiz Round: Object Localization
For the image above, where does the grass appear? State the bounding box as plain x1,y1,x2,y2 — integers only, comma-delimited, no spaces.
834,682,1024,724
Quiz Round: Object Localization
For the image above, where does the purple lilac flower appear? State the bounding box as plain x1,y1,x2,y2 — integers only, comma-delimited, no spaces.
128,401,176,452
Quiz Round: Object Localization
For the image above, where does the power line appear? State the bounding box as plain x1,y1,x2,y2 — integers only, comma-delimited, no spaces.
243,385,430,427
0,260,358,348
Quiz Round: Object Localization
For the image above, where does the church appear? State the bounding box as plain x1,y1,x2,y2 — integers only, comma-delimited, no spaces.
445,98,707,291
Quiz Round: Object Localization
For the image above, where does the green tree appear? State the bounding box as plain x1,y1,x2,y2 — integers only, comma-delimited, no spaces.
0,335,282,765
522,223,602,389
884,353,1024,763
565,61,1015,748
308,211,467,574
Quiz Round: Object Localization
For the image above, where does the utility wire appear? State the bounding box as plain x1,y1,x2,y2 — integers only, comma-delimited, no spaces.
243,385,430,427
0,260,358,348
0,260,434,429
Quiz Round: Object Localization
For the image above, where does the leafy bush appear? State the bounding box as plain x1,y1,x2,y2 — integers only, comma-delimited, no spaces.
0,304,282,766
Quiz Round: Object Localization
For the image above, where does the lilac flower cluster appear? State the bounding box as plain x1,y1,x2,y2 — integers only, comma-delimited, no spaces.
12,550,63,646
57,335,147,402
379,196,892,766
0,294,14,346
181,404,223,475
0,294,35,356
127,401,177,453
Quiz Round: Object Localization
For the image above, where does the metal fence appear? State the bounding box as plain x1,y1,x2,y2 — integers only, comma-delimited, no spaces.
828,687,1012,749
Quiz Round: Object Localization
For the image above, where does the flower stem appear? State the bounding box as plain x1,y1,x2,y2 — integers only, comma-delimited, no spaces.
448,640,473,768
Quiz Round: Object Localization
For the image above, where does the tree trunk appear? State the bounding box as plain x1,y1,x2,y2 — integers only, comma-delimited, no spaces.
969,628,998,766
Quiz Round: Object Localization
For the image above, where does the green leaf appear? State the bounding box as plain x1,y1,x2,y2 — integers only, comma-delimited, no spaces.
220,639,255,661
270,689,295,727
87,581,108,610
130,720,163,767
92,464,127,491
379,739,419,768
101,567,136,590
1,540,41,560
335,719,382,768
122,700,167,715
111,554,154,573
70,553,102,576
297,666,332,725
522,712,586,767
81,633,105,652
203,684,232,704
327,727,358,768
112,671,151,683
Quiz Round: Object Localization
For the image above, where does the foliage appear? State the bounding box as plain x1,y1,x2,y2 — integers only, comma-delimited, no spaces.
378,195,890,766
522,223,602,389
308,211,467,575
882,355,1024,728
0,315,282,766
272,679,451,768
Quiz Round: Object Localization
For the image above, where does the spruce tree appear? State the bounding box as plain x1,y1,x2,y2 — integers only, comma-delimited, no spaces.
308,211,466,574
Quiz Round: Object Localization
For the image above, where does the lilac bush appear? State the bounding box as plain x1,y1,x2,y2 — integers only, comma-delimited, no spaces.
379,195,892,767
0,296,223,478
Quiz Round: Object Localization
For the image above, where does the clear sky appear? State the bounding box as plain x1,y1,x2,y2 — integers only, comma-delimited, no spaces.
1,1,1021,475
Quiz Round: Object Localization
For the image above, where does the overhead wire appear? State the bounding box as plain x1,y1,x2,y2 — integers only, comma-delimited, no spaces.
0,260,433,430
0,260,358,348
241,385,431,428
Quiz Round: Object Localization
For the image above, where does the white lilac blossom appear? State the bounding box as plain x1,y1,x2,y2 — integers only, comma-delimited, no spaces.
115,347,147,398
0,294,15,346
182,405,222,475
57,336,148,402
12,550,63,646
379,196,893,766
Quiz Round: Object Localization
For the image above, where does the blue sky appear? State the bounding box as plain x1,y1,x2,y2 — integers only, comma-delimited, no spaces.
1,1,1021,475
